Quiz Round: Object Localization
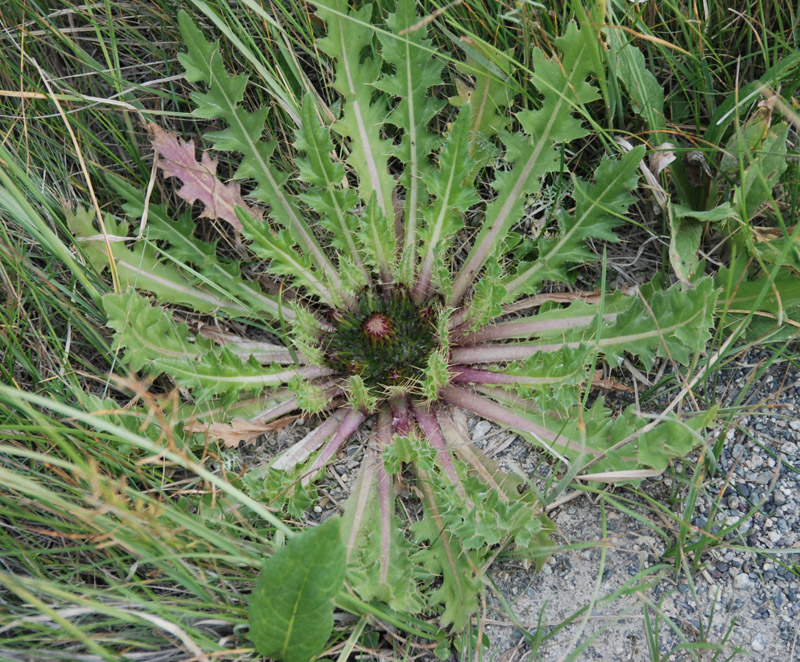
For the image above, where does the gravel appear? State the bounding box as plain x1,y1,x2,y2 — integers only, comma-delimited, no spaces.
480,345,800,661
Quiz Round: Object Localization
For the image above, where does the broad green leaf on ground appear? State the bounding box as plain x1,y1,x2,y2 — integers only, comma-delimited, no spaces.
248,518,346,662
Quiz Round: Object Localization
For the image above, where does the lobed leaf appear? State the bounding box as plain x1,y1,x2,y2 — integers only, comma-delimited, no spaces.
414,105,478,300
67,206,252,317
375,0,445,279
293,97,367,285
177,11,342,294
149,123,260,234
450,22,604,305
108,175,284,319
412,472,482,629
103,290,213,371
156,349,332,400
313,0,396,223
504,145,645,296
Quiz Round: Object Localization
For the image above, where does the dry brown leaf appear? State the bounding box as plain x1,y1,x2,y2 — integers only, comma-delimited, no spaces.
185,415,299,448
591,369,633,392
649,142,676,176
149,123,262,235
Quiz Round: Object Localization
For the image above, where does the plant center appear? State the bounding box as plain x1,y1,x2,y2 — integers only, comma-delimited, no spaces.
322,291,438,392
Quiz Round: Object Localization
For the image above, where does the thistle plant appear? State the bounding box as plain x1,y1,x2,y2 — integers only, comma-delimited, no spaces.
70,0,718,628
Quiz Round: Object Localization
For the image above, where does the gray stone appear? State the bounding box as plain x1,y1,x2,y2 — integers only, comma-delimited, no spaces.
755,470,773,485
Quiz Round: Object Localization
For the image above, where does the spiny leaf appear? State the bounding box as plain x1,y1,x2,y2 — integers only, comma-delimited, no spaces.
341,446,423,612
156,349,331,400
293,97,366,282
421,352,450,401
414,105,478,300
108,175,283,318
597,277,718,368
486,345,590,406
413,474,482,629
450,22,604,305
67,206,251,317
248,518,346,662
344,374,378,413
505,145,645,295
375,0,445,277
471,388,712,476
634,408,716,473
463,256,506,332
454,279,717,370
314,0,396,220
239,211,336,305
176,11,342,293
356,196,396,283
103,290,213,371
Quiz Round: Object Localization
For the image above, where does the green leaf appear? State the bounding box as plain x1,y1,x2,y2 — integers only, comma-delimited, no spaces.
156,350,323,400
668,213,704,288
449,40,514,143
375,0,445,278
108,175,283,318
413,473,482,629
415,104,478,299
732,122,790,222
607,30,665,130
248,518,346,662
294,97,366,286
667,203,734,287
67,205,252,317
103,290,213,371
450,23,604,305
177,11,342,295
597,277,718,368
716,257,800,340
314,0,396,220
505,145,645,295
